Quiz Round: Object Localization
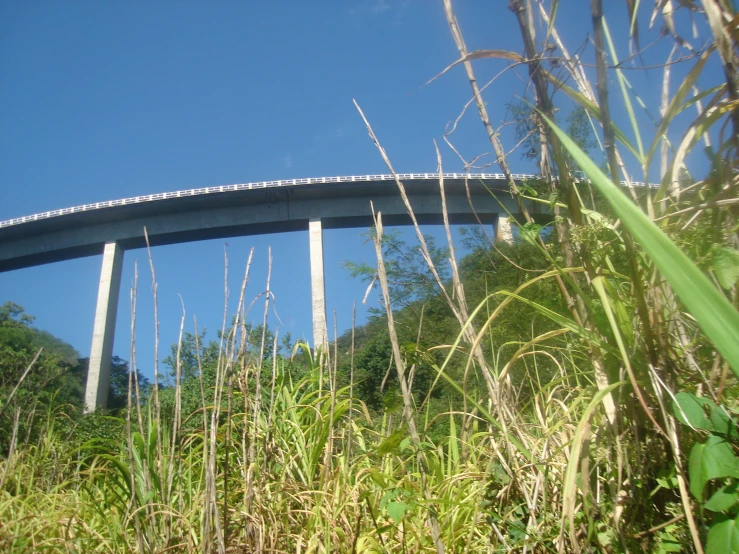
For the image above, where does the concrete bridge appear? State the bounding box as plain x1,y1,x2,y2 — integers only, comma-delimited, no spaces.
0,172,543,411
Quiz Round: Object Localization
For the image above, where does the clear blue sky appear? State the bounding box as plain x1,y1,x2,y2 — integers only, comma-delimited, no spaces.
0,1,720,377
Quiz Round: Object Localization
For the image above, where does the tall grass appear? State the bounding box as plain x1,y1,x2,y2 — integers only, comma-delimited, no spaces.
0,231,615,552
0,347,601,552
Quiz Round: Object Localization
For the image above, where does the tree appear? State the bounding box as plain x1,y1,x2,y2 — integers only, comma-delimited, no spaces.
344,229,450,312
71,356,150,412
0,302,84,453
0,302,84,407
509,101,597,168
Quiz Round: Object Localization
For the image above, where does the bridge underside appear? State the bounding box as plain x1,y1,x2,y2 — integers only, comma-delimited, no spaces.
0,180,524,271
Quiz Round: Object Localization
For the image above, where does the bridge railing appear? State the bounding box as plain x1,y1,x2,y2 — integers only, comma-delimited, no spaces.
0,173,651,229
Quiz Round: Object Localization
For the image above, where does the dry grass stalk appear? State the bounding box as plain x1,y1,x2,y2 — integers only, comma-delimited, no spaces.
322,311,339,491
371,206,445,554
143,227,164,483
441,0,523,197
371,207,418,441
648,363,705,554
353,99,498,406
126,261,145,554
508,1,627,441
442,0,586,331
129,262,145,438
1,348,42,418
346,301,356,469
0,407,20,491
166,296,186,509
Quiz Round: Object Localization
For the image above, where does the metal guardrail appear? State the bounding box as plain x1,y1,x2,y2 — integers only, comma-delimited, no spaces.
0,173,650,229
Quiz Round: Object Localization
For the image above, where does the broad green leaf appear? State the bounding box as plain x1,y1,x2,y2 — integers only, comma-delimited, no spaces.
519,222,542,245
707,514,739,554
673,391,737,438
688,436,739,500
386,501,408,523
705,483,739,513
597,529,615,547
541,113,739,378
673,392,715,431
380,489,399,509
711,406,738,439
660,537,683,552
712,246,739,290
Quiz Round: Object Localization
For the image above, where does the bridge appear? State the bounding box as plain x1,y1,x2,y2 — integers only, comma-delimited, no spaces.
0,172,550,411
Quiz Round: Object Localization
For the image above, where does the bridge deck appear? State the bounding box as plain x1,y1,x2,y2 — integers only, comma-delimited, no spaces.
0,173,650,272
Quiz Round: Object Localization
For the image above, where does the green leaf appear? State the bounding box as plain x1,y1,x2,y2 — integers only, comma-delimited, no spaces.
673,392,715,431
707,514,739,554
711,406,738,439
519,222,542,245
376,429,406,456
593,276,633,382
496,290,614,355
712,246,739,290
656,467,679,490
367,469,389,488
689,436,739,500
386,501,408,523
541,112,739,379
673,392,737,438
544,76,642,162
603,19,644,160
597,529,615,547
380,489,399,509
705,483,739,513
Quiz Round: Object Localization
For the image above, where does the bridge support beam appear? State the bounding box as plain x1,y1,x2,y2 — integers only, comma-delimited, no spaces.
309,218,327,349
84,241,123,412
496,215,513,244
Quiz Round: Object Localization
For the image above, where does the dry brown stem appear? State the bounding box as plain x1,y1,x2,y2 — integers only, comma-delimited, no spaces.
371,206,445,554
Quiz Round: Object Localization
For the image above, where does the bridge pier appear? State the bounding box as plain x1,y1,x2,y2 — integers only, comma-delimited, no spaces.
84,241,123,412
496,215,513,243
308,218,327,349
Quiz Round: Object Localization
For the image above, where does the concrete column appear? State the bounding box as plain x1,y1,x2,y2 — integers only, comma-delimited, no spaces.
308,218,327,349
496,215,514,244
84,241,124,412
